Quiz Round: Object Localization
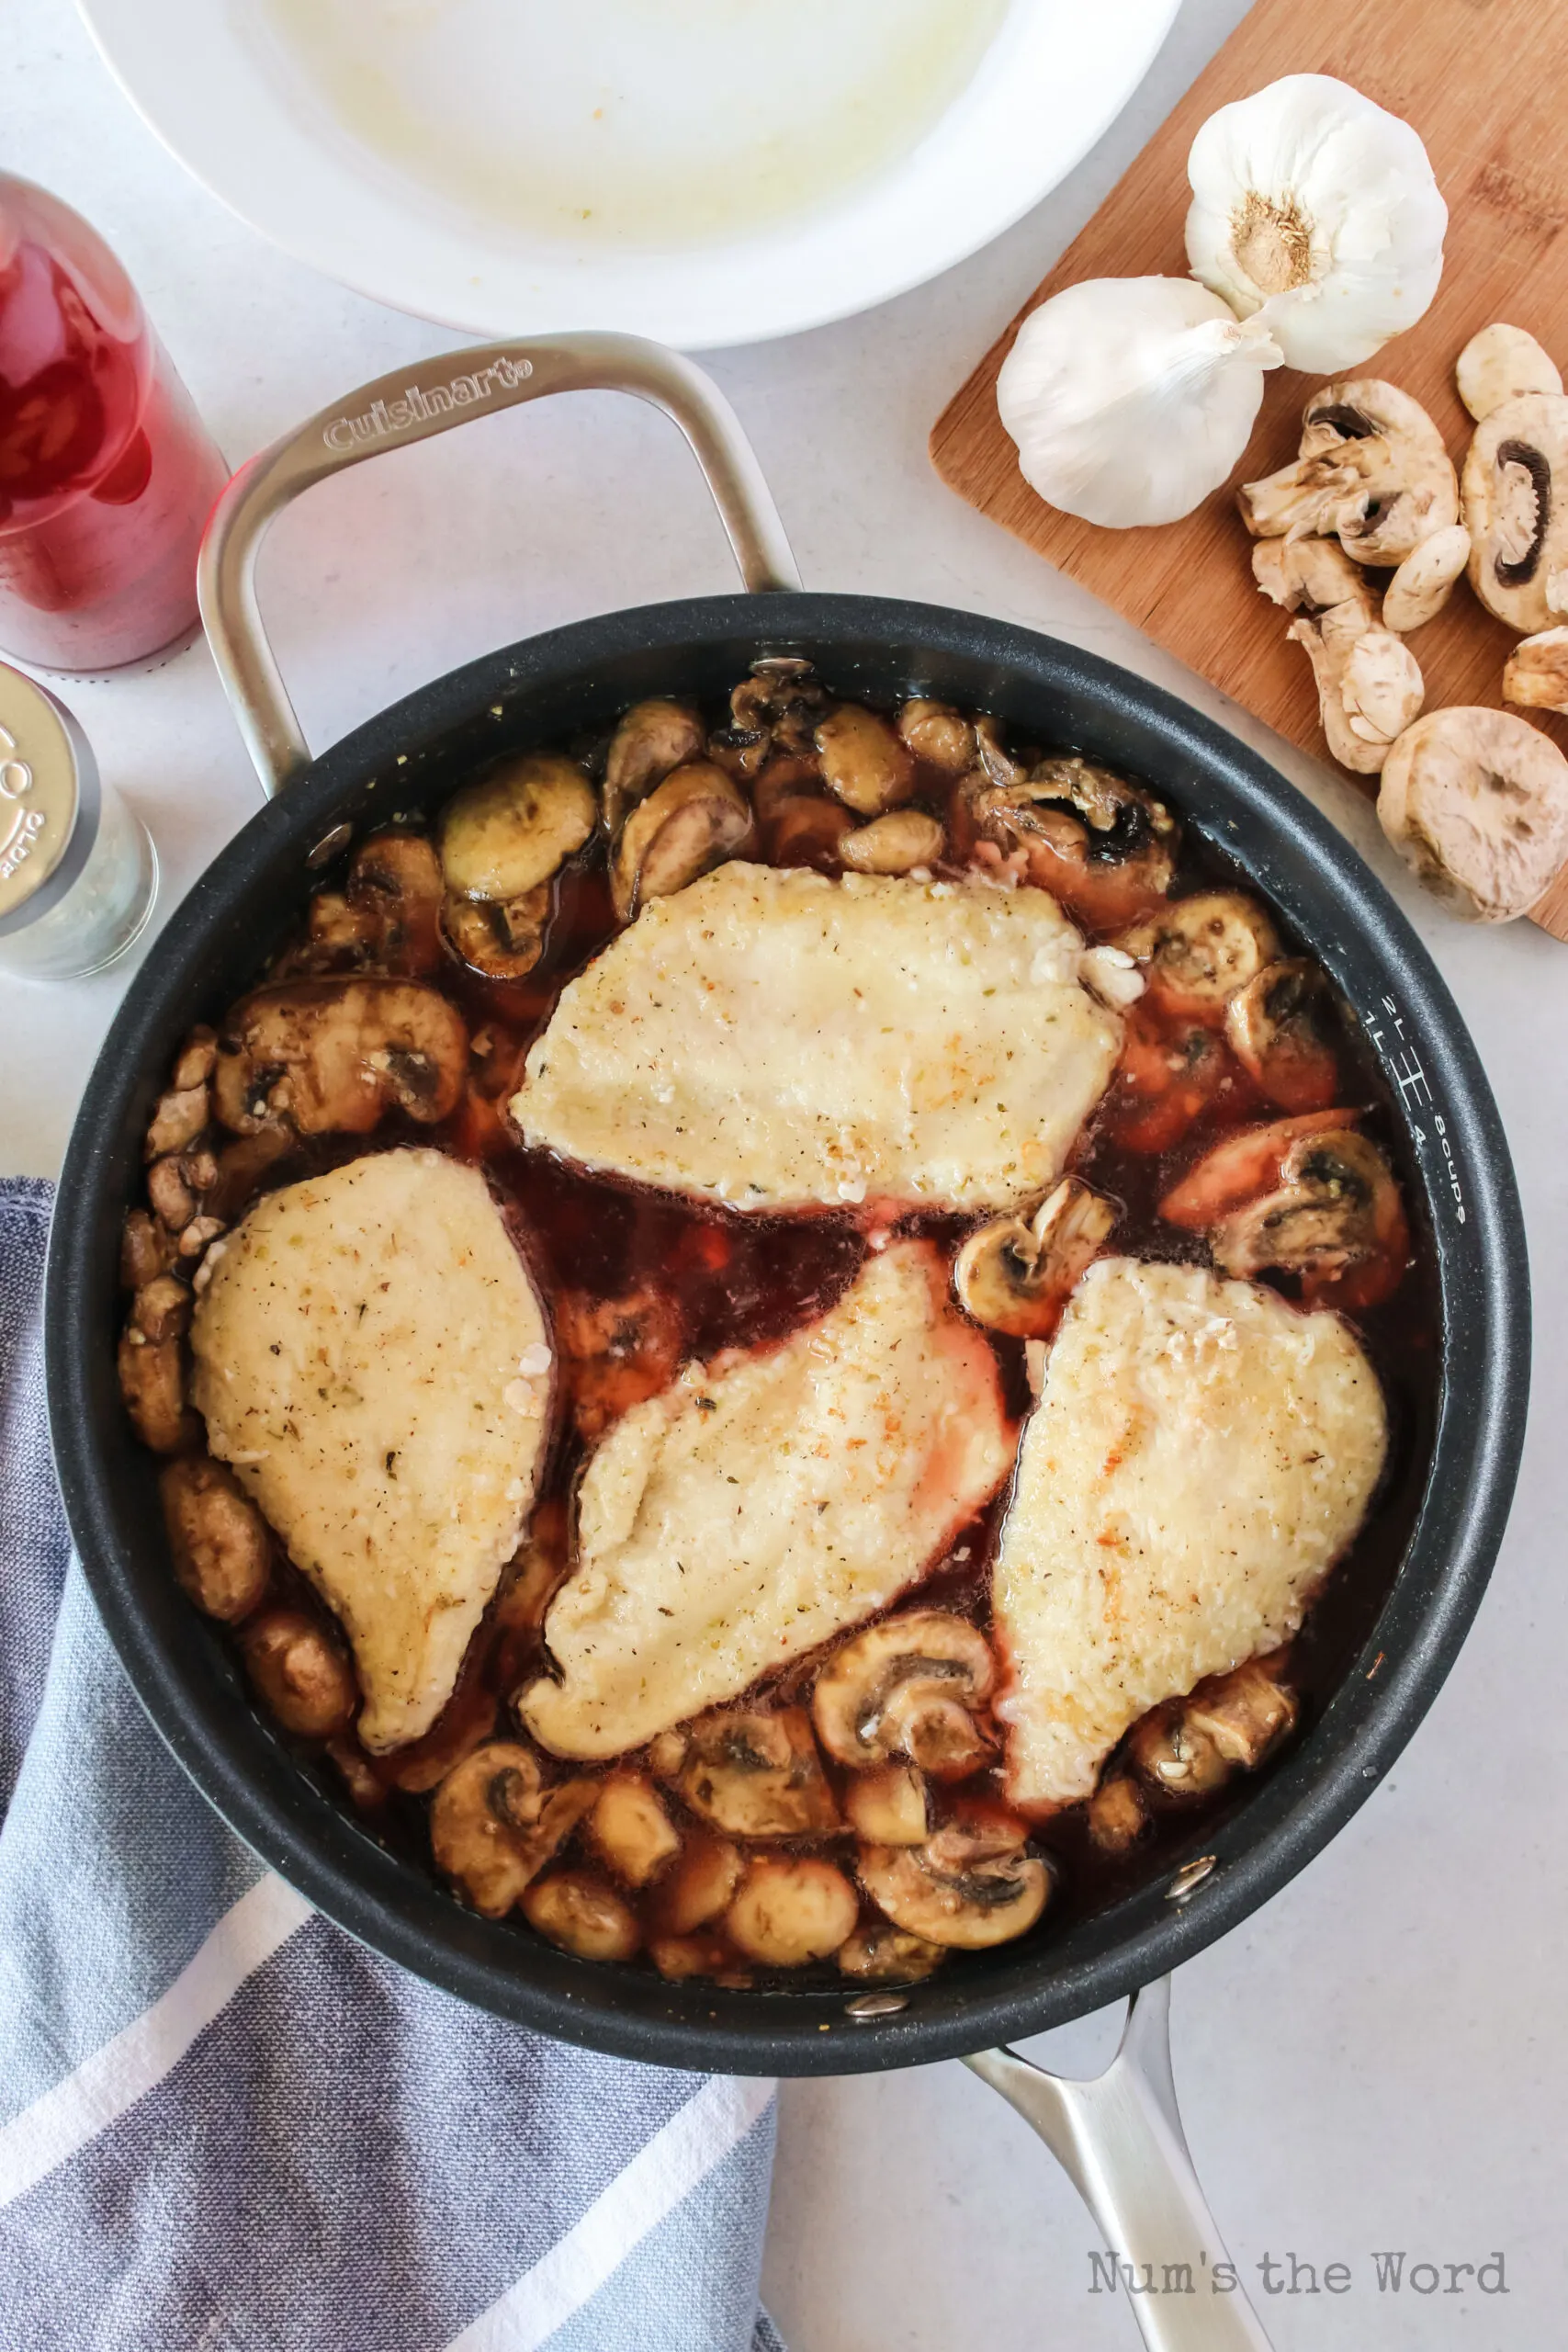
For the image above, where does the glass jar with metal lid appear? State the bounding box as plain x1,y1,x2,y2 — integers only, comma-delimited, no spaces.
0,660,157,980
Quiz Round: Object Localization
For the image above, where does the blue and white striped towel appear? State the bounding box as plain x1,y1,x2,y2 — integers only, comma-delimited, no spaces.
0,1178,784,2352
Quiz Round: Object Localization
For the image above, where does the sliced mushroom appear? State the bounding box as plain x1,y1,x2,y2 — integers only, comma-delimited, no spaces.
160,1456,270,1623
121,1207,176,1290
1462,392,1568,632
858,1808,1049,1951
814,704,917,817
145,1082,209,1160
1381,523,1472,633
653,1707,840,1838
1457,323,1562,424
1377,705,1568,921
1241,379,1459,565
1288,594,1424,775
1159,1109,1358,1229
1114,891,1280,1020
896,699,976,771
719,657,828,777
147,1153,197,1231
1224,961,1339,1113
211,980,468,1136
609,760,752,922
813,1614,996,1778
652,1833,744,1936
379,1690,501,1795
588,1773,682,1888
303,831,446,978
439,753,597,903
117,1323,196,1453
130,1272,192,1344
1087,1773,1150,1856
239,1608,356,1739
441,882,551,979
1504,626,1568,715
523,1871,641,1962
602,698,705,832
838,809,946,876
726,1856,859,1967
1128,1704,1229,1798
1210,1127,1400,1282
836,1921,947,1983
1250,536,1366,615
201,1128,297,1223
1129,1659,1298,1798
431,1741,597,1917
171,1027,218,1090
843,1761,930,1846
1185,1657,1298,1768
957,751,1178,929
953,1177,1117,1340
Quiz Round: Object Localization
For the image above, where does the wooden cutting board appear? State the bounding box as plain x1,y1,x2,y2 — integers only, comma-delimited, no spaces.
931,0,1568,941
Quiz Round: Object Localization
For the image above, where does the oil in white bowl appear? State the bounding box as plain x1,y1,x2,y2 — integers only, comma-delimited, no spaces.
259,0,1011,249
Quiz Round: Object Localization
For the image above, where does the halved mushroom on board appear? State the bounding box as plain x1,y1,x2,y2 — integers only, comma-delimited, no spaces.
1240,379,1460,566
1462,393,1568,634
1457,323,1562,423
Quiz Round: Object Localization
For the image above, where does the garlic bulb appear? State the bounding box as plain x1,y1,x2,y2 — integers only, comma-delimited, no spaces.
997,277,1282,529
1185,75,1447,375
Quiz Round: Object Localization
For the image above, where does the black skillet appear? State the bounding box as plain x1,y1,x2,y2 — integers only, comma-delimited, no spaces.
42,336,1527,2348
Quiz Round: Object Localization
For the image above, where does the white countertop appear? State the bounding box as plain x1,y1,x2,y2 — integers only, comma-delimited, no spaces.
5,3,1562,2345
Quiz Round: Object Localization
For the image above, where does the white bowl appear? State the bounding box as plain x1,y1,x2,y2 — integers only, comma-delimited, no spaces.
80,0,1181,350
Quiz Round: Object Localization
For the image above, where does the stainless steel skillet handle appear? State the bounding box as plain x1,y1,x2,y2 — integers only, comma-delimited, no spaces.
197,332,802,799
967,1979,1273,2351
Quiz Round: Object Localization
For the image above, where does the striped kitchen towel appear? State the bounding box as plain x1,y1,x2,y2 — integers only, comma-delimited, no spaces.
0,1179,784,2352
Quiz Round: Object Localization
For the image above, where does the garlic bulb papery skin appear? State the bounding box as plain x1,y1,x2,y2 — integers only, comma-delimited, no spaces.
996,277,1283,530
1185,74,1447,376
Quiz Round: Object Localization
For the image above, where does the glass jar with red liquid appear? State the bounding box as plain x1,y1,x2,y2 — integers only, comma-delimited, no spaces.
0,175,230,673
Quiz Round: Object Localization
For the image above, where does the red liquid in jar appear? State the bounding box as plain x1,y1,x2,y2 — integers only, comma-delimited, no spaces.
0,175,230,672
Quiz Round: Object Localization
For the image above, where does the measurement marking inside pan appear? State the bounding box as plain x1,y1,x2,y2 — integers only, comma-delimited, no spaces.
1362,992,1465,1225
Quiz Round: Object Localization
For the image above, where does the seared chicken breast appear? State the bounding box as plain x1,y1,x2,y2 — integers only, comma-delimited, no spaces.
512,865,1122,1213
520,1240,1015,1759
189,1148,552,1752
993,1258,1387,1810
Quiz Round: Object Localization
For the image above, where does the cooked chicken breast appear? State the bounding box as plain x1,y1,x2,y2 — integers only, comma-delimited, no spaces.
993,1258,1387,1810
189,1148,552,1752
512,865,1122,1212
520,1240,1015,1759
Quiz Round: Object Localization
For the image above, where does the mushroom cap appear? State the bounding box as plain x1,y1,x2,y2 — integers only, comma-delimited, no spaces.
1223,960,1338,1114
1377,705,1568,921
814,704,917,816
726,1857,860,1968
838,809,946,876
1462,392,1568,632
439,753,597,903
523,1870,641,1962
811,1611,996,1773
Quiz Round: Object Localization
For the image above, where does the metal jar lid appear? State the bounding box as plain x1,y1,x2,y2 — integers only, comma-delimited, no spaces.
0,661,101,940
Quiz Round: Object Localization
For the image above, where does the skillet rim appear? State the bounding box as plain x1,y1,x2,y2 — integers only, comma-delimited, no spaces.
44,594,1530,2075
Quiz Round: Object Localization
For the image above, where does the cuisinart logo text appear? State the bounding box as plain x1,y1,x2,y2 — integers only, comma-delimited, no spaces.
322,355,535,450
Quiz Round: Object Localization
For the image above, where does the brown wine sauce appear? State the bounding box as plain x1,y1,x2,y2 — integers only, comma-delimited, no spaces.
186,698,1441,1986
